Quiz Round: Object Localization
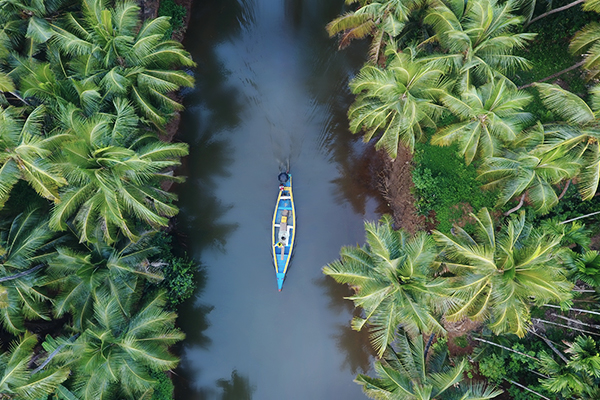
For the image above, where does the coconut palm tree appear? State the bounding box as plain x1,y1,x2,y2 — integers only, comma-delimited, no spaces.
47,292,184,400
326,0,422,60
0,0,69,70
348,47,447,158
538,335,600,399
323,214,446,357
48,113,188,243
356,333,502,399
422,0,535,89
534,82,600,200
433,208,573,338
0,208,63,334
569,0,600,80
477,123,580,214
48,0,195,129
46,230,163,330
0,105,67,208
432,79,533,165
0,331,70,399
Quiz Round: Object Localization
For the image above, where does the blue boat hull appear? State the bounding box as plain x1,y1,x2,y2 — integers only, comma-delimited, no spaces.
272,174,295,291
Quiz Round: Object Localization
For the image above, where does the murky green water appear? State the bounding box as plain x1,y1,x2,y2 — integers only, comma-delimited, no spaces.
173,0,387,398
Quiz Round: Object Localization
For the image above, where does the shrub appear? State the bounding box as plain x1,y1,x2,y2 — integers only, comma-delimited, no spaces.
158,0,186,37
411,142,498,232
151,369,174,400
151,232,197,308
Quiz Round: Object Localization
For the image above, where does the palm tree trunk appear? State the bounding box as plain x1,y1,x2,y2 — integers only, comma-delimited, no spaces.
542,304,600,316
0,264,43,283
505,379,551,400
32,334,79,374
533,318,600,337
552,313,600,330
525,0,586,28
518,61,586,90
531,330,569,363
504,193,526,216
472,337,540,361
9,91,31,106
560,210,600,224
424,333,435,358
557,179,571,201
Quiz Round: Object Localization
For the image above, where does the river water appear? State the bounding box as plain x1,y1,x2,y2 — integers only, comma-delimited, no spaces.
173,0,387,398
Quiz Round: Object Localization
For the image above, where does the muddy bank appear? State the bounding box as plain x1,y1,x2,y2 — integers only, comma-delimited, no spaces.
378,146,424,234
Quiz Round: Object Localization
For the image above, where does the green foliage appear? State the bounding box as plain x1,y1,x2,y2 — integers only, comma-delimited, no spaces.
478,354,506,384
412,141,498,232
515,3,593,91
475,335,557,400
323,215,445,356
527,184,600,236
453,335,468,349
158,0,186,37
150,369,174,400
152,232,197,308
431,335,448,355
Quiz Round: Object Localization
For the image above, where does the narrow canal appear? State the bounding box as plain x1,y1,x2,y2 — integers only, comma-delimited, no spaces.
173,0,386,398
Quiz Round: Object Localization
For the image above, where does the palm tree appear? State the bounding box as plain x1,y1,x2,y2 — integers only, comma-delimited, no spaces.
433,208,573,337
356,333,502,399
46,230,163,331
534,82,600,200
0,0,69,50
0,331,70,399
0,208,63,334
0,105,67,208
432,79,533,165
538,335,600,399
323,214,446,357
47,292,184,400
48,113,188,243
422,0,535,89
569,0,600,80
48,0,195,129
326,0,422,60
477,124,580,214
348,47,447,158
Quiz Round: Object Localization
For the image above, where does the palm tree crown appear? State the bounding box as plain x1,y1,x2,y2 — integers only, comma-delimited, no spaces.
46,231,163,330
48,0,195,128
348,47,447,158
432,79,533,165
534,82,600,200
356,333,502,400
48,292,184,399
433,208,573,337
49,112,188,243
422,0,535,88
323,214,445,357
0,208,63,334
0,106,67,208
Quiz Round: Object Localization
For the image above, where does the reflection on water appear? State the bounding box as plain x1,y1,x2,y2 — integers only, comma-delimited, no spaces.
217,370,256,400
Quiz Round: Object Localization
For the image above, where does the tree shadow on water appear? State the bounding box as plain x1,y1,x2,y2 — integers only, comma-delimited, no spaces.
174,367,255,400
314,275,375,376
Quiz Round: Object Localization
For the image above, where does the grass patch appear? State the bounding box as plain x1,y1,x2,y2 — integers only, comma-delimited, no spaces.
411,141,498,233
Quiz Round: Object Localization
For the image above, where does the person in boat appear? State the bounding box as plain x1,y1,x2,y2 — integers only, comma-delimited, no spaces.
278,172,289,191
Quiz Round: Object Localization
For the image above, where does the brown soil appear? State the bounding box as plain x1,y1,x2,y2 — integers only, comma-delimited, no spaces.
378,145,426,234
442,316,483,358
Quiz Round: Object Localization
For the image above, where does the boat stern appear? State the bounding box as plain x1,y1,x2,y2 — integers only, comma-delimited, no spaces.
276,273,286,291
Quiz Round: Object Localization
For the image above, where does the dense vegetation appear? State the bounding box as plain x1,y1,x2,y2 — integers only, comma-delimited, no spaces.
325,0,600,398
0,0,194,398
